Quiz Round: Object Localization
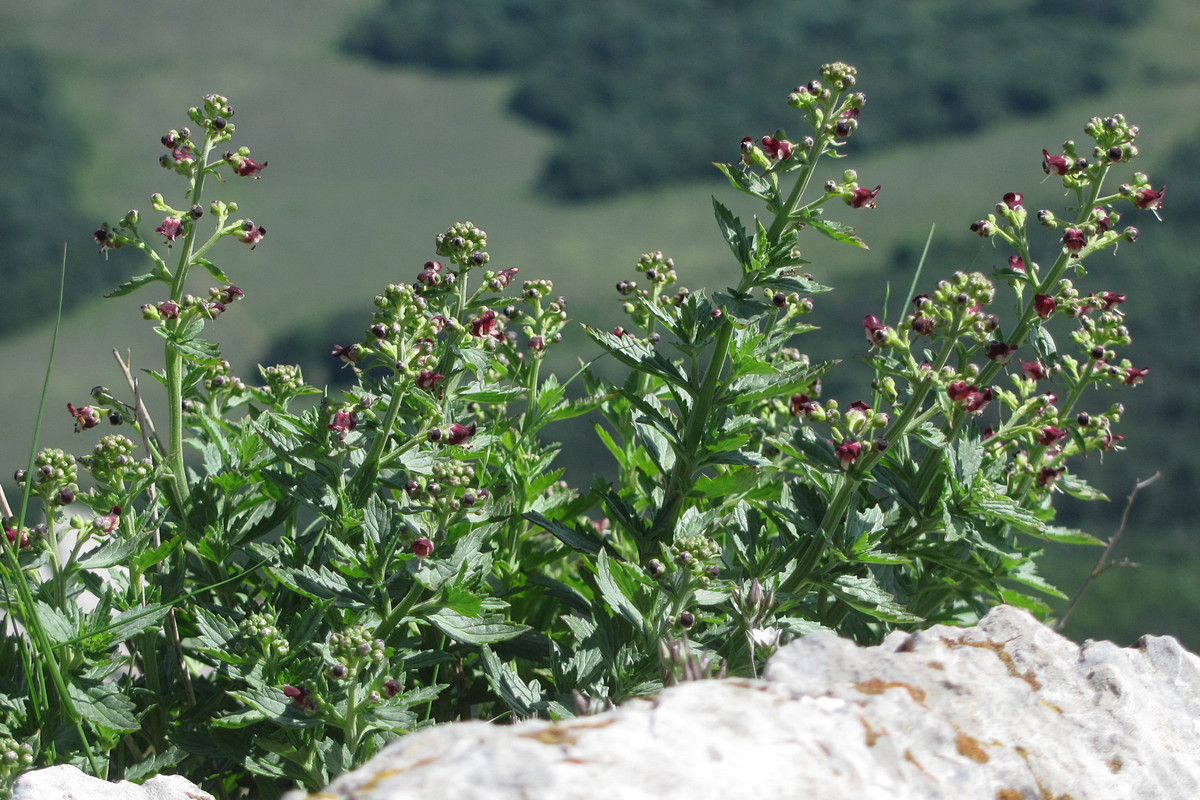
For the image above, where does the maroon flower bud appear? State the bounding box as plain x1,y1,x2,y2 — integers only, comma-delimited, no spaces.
383,678,403,697
470,310,498,338
847,185,881,209
4,525,29,549
834,439,862,469
1033,294,1057,319
57,486,75,506
910,315,935,336
862,314,887,345
985,341,1017,363
329,664,348,680
67,403,100,432
1037,426,1069,447
220,285,244,304
647,559,665,577
970,220,994,237
229,154,267,178
410,537,434,558
237,221,266,246
445,422,477,446
155,217,183,242
1133,186,1165,211
1062,228,1086,253
790,393,817,416
1037,467,1065,487
416,370,445,392
1123,366,1149,386
95,506,121,533
327,410,356,435
1002,192,1024,210
1096,291,1126,310
760,135,793,161
678,611,695,629
157,300,180,319
282,685,310,707
1021,360,1048,381
1102,432,1124,450
1007,255,1026,273
330,344,361,364
1042,149,1071,176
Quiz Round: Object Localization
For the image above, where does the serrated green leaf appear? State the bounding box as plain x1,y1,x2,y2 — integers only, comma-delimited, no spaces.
803,216,869,249
713,197,753,267
104,270,167,298
713,162,772,200
595,549,644,627
825,574,922,623
68,679,139,732
425,609,529,645
35,601,77,647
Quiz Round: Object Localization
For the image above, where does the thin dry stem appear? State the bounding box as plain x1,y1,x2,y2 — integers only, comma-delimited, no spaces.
1053,472,1160,632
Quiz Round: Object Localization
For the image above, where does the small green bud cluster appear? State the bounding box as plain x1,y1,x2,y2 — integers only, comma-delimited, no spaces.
0,736,34,788
240,610,290,657
434,221,488,270
404,460,487,515
327,626,386,680
15,449,78,507
258,364,307,402
204,359,247,397
519,293,568,358
668,534,720,585
82,434,138,489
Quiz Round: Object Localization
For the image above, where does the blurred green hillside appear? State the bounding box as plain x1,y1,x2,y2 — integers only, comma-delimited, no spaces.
2,0,1198,648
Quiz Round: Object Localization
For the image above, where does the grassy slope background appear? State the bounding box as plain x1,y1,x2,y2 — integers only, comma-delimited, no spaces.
2,0,1199,645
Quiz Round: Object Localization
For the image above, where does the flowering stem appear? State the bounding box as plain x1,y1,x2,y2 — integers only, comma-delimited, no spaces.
162,135,217,514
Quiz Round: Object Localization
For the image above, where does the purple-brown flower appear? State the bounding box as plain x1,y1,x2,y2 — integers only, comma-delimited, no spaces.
1002,192,1024,210
985,341,1017,363
1020,360,1048,381
445,422,477,446
1042,149,1071,176
67,403,100,432
760,135,793,161
410,537,434,558
1062,228,1086,253
1033,294,1057,319
327,410,356,436
416,370,445,392
228,153,268,178
155,217,183,242
1123,366,1149,386
834,439,861,469
1036,426,1069,448
1133,186,1165,211
1007,256,1026,273
847,185,881,209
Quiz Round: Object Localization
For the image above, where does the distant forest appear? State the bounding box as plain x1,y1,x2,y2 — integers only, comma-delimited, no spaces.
345,0,1153,199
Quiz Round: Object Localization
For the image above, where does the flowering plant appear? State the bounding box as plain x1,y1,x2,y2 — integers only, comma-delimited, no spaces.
0,66,1154,797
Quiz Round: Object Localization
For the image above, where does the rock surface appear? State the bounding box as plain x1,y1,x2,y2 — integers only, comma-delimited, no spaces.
283,604,1200,800
12,764,213,800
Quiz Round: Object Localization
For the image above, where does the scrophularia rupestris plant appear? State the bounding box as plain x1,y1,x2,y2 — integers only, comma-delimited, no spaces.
0,66,1160,796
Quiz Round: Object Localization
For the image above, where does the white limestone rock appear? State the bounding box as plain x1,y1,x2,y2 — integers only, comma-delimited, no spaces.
284,604,1200,800
12,764,213,800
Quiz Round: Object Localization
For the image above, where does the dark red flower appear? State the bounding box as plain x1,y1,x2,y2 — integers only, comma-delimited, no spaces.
158,300,180,320
4,525,29,549
331,344,361,364
221,285,244,304
1033,294,1057,319
95,506,121,533
327,410,356,435
470,310,498,338
1037,466,1065,487
790,393,817,416
1042,149,1071,176
847,185,881,209
946,381,993,413
1096,291,1126,311
1134,186,1165,211
834,439,862,469
67,403,100,432
416,370,445,391
155,217,183,242
1062,228,1087,253
237,222,266,247
760,136,793,161
1002,192,1024,210
985,341,1017,363
1123,366,1149,386
282,685,311,708
410,537,434,558
445,422,477,446
1007,255,1026,273
1037,426,1069,448
230,154,267,178
1021,360,1048,381
863,314,887,345
383,678,403,697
